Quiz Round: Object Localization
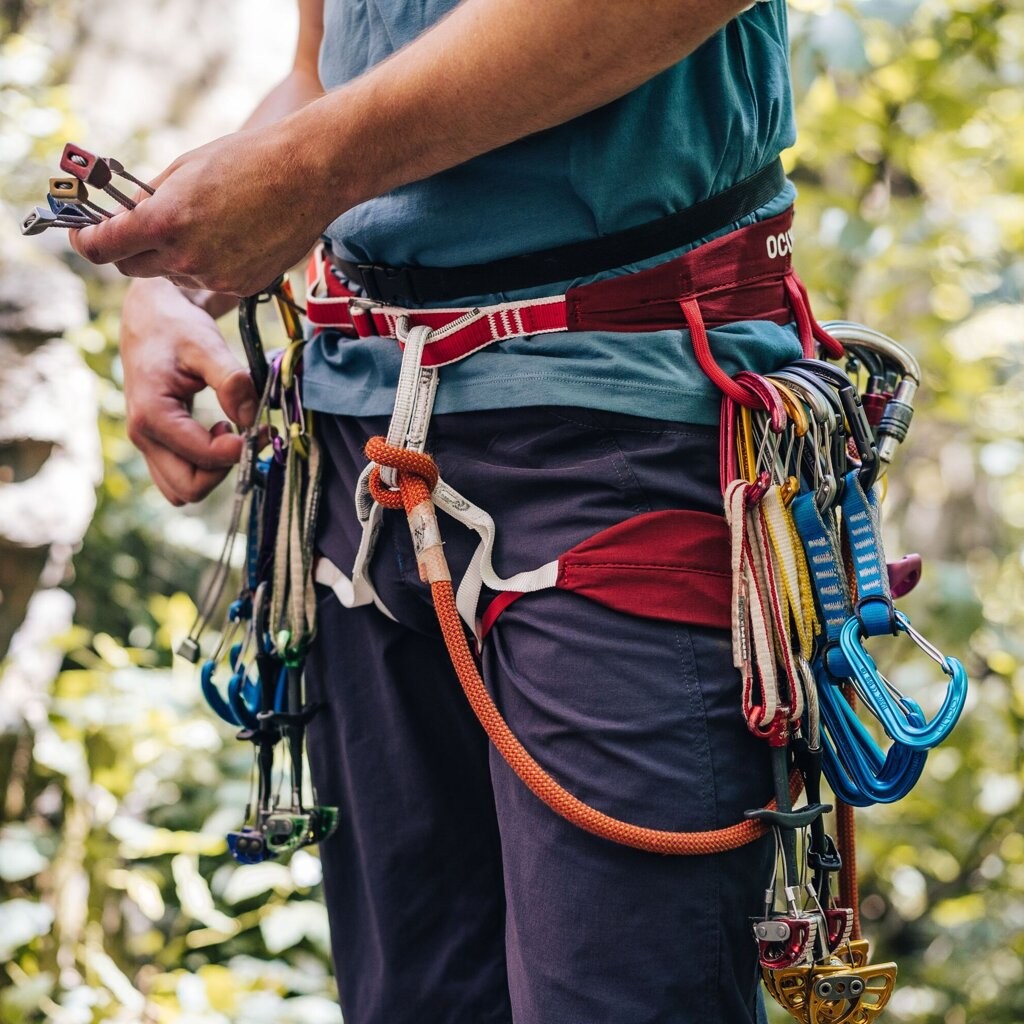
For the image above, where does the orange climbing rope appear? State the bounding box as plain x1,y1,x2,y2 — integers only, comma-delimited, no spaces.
365,435,803,856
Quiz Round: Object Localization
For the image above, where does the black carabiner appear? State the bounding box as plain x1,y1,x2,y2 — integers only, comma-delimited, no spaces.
790,359,879,490
238,283,282,398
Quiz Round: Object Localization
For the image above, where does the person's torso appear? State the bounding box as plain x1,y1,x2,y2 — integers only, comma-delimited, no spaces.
318,0,795,268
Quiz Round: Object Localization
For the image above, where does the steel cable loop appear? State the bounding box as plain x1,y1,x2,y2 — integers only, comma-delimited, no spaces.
364,434,805,855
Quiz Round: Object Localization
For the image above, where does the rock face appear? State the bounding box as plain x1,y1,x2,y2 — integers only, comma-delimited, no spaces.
0,210,102,661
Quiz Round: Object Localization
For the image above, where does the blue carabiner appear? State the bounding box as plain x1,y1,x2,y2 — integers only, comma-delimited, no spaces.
227,666,262,730
201,660,243,728
816,670,928,805
838,611,968,750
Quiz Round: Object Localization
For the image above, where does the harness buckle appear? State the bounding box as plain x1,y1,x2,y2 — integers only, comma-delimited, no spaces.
352,261,419,305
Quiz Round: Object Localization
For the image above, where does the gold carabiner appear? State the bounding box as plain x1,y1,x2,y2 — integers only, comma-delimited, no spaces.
770,379,811,437
273,278,305,342
279,338,305,391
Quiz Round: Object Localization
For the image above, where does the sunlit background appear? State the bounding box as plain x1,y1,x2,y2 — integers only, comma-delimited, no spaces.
1,1,1022,1022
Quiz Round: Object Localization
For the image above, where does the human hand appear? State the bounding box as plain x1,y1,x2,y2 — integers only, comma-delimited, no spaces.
120,278,259,505
69,123,332,296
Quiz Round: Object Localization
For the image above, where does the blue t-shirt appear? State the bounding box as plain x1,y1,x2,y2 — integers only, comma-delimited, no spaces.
303,0,803,426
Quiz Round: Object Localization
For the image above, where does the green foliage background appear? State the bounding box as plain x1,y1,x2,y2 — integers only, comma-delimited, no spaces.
1,1,1022,1021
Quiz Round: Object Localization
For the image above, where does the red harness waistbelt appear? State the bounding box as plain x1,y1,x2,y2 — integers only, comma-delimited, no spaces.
306,209,843,395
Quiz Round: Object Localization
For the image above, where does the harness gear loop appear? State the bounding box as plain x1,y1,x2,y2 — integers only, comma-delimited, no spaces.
365,433,802,854
681,297,767,410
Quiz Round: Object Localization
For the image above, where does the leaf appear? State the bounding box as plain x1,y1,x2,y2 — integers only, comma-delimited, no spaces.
259,901,331,955
0,900,55,959
220,862,294,905
0,829,48,882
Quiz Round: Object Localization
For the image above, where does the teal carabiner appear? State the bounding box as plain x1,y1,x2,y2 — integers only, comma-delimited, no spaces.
838,610,968,750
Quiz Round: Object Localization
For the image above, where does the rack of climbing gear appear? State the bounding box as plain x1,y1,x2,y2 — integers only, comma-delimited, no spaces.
21,145,337,864
21,143,338,864
175,278,337,864
718,320,967,1022
20,143,156,234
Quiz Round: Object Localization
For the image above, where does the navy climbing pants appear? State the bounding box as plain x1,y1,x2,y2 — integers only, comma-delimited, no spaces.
305,406,774,1024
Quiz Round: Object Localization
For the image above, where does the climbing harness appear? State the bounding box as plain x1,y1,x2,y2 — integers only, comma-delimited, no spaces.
25,146,968,1018
306,211,967,1019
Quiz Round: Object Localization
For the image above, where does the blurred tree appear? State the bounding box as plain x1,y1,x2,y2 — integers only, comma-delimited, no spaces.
1,4,337,1022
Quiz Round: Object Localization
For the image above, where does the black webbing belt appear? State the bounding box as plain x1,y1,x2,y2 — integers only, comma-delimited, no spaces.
329,158,786,305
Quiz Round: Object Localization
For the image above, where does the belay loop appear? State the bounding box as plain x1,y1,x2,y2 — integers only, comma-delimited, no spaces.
366,443,439,512
363,434,803,856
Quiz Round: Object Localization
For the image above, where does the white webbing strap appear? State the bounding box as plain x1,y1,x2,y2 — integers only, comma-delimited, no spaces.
320,472,558,639
745,498,788,727
314,472,397,621
432,478,559,643
724,480,780,733
381,322,439,487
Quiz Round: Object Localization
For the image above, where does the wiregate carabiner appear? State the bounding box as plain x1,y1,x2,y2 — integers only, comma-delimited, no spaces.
773,367,846,509
769,370,838,512
201,659,245,728
838,611,968,750
226,661,287,729
768,379,810,438
226,664,262,731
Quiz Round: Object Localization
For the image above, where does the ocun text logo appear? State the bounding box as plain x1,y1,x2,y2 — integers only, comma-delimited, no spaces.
766,229,794,259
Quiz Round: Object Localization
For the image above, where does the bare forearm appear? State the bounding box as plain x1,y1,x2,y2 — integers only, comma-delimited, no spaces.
289,0,751,219
74,0,754,296
245,68,324,131
176,68,325,317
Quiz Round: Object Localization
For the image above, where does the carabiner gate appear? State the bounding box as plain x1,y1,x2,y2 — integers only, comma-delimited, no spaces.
838,611,968,750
